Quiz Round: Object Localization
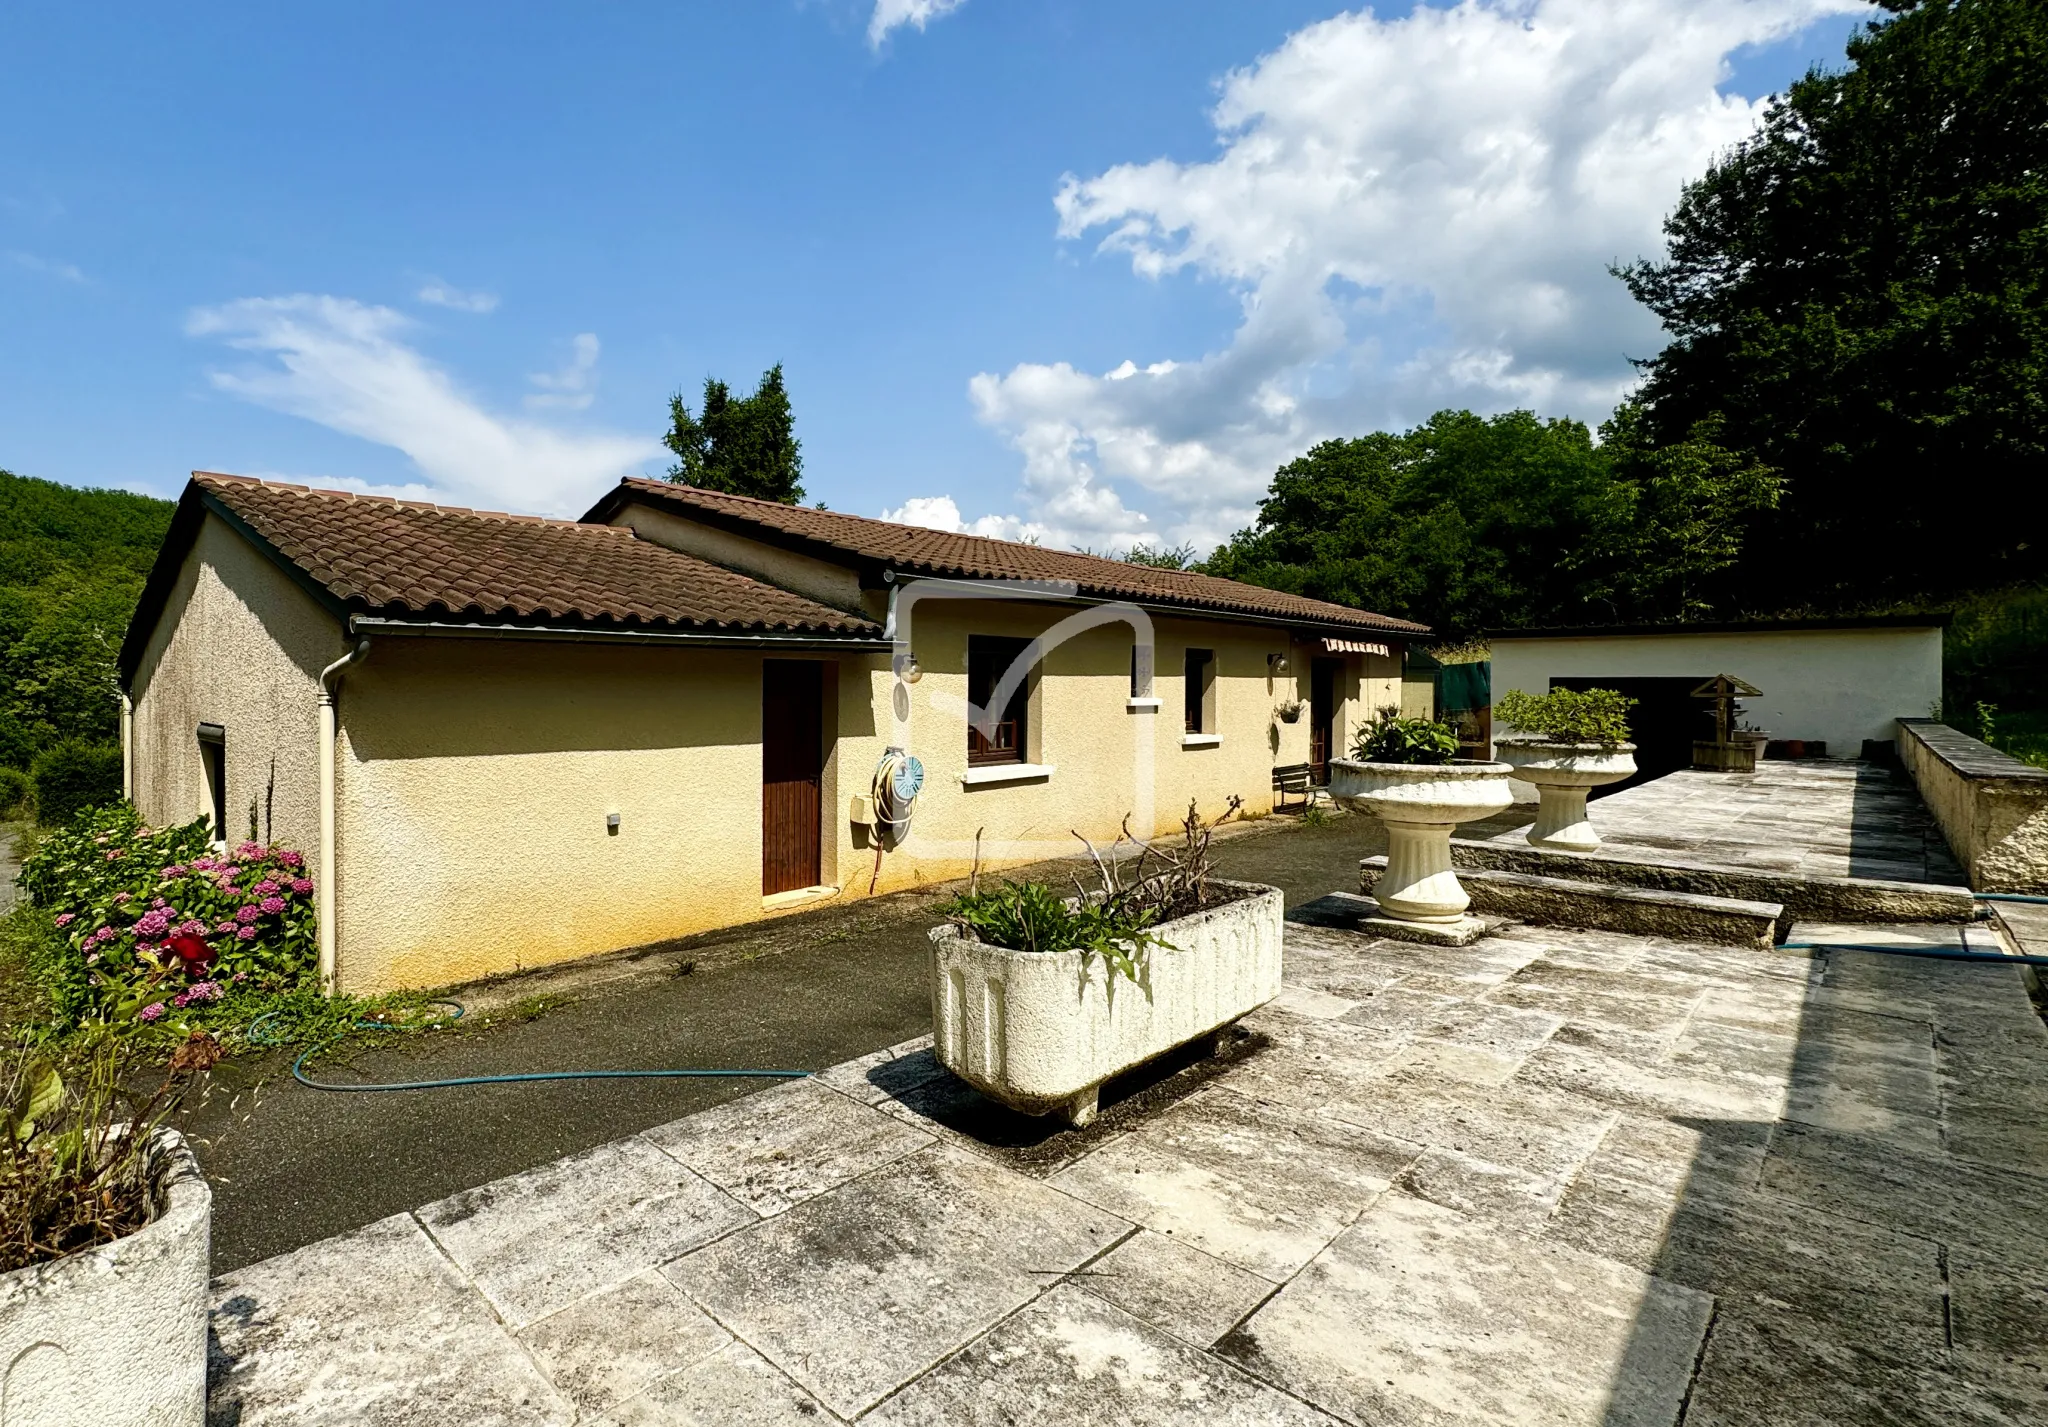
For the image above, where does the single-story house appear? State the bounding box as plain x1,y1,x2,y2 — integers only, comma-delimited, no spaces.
1487,616,1947,792
118,473,1425,994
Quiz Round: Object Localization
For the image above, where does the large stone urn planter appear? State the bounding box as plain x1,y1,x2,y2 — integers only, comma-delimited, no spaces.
1329,759,1514,927
929,880,1283,1127
0,1128,211,1427
1494,737,1637,851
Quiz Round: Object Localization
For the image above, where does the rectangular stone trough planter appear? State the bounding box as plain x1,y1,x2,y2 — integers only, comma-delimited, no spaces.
0,1127,211,1427
929,879,1283,1127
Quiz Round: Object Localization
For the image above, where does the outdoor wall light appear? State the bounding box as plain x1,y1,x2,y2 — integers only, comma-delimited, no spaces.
1269,652,1291,674
606,811,621,835
894,651,923,684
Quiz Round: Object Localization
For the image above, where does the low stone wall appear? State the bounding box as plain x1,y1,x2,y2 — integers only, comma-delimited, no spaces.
1896,718,2048,893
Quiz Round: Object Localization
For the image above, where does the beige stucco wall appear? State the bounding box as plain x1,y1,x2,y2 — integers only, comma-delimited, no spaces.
329,637,766,992
320,599,1390,993
604,501,872,616
1489,626,1943,757
838,597,1395,899
128,514,344,875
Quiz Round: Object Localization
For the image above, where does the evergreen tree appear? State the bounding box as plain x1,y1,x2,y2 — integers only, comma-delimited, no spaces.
662,364,806,504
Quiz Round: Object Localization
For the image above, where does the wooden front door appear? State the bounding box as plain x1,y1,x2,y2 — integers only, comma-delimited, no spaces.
762,660,824,895
1309,658,1340,782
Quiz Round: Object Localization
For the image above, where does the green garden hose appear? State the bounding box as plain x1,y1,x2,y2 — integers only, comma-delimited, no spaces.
246,1002,810,1093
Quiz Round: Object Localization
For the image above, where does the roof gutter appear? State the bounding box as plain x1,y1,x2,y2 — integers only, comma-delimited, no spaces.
346,614,891,652
880,569,1426,644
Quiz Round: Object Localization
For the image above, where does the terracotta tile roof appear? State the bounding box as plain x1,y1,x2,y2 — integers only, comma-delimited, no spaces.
593,478,1430,637
189,473,882,636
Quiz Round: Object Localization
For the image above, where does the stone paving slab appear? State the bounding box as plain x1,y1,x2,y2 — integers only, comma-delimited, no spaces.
520,1271,731,1416
209,1213,572,1426
417,1134,755,1330
867,1283,1333,1426
641,1076,936,1215
1076,1229,1276,1349
664,1144,1128,1418
1682,1306,2038,1427
592,1340,836,1426
206,894,2048,1427
1215,1191,1714,1427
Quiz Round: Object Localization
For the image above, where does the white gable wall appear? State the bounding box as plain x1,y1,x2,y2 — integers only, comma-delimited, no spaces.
1490,625,1944,758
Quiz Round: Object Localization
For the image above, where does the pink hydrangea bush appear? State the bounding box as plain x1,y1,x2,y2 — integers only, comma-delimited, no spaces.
18,805,317,1027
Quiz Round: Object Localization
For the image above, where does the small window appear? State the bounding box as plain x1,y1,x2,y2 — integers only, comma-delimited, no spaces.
197,723,227,841
968,636,1032,766
1130,644,1155,699
1184,649,1214,733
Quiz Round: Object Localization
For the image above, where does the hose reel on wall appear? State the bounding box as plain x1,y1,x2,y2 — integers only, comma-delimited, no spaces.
867,746,923,892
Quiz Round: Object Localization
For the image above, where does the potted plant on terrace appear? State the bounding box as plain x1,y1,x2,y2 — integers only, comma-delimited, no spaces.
1328,714,1513,926
0,1036,220,1427
928,799,1282,1128
1492,687,1639,851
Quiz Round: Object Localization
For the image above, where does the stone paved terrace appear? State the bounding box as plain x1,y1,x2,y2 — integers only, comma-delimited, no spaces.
206,907,2048,1426
1482,761,1965,885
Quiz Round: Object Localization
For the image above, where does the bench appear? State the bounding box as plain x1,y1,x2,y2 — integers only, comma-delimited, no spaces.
1272,763,1318,812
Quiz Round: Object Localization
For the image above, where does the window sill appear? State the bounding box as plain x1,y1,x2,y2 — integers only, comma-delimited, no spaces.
1181,733,1222,749
960,762,1056,787
1127,697,1162,711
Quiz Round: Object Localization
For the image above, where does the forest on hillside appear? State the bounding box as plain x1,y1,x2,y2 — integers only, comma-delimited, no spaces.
0,471,174,808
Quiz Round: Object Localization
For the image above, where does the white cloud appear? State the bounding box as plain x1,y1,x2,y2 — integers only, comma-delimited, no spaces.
6,250,87,284
526,332,601,411
868,0,967,48
415,278,500,313
186,295,663,516
954,0,1855,552
878,493,1047,544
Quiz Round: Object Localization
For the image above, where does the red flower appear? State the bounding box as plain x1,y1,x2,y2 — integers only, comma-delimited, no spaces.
170,934,217,973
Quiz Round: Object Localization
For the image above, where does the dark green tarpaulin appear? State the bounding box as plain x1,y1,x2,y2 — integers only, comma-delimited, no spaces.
1438,661,1491,714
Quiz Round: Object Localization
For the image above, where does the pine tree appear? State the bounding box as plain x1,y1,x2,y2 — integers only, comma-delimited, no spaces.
662,364,805,504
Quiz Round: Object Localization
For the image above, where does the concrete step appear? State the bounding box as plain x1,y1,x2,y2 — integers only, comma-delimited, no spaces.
1361,857,1783,948
1448,837,1974,924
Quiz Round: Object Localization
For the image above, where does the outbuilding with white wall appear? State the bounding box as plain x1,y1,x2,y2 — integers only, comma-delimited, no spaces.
1486,616,1947,792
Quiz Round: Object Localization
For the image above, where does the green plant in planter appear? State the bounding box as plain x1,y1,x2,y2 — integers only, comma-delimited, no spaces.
941,880,1176,984
1494,687,1636,748
1,1030,220,1270
1351,714,1460,765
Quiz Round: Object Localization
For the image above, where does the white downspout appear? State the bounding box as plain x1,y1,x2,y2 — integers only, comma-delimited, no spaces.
317,638,371,993
119,693,134,802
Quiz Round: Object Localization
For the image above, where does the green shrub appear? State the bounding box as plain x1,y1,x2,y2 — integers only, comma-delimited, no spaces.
1352,714,1460,765
940,878,1176,983
30,741,121,828
1495,687,1636,748
0,768,30,820
16,804,317,1032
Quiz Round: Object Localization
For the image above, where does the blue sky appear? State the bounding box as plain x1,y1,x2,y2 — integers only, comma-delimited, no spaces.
1,1,1869,550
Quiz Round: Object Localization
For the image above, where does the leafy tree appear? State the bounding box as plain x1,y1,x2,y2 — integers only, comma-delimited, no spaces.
662,364,806,504
1206,410,1626,635
1587,403,1783,620
0,471,173,771
1617,0,2048,608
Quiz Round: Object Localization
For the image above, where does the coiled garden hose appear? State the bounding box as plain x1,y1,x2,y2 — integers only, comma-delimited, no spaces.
245,1002,810,1093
